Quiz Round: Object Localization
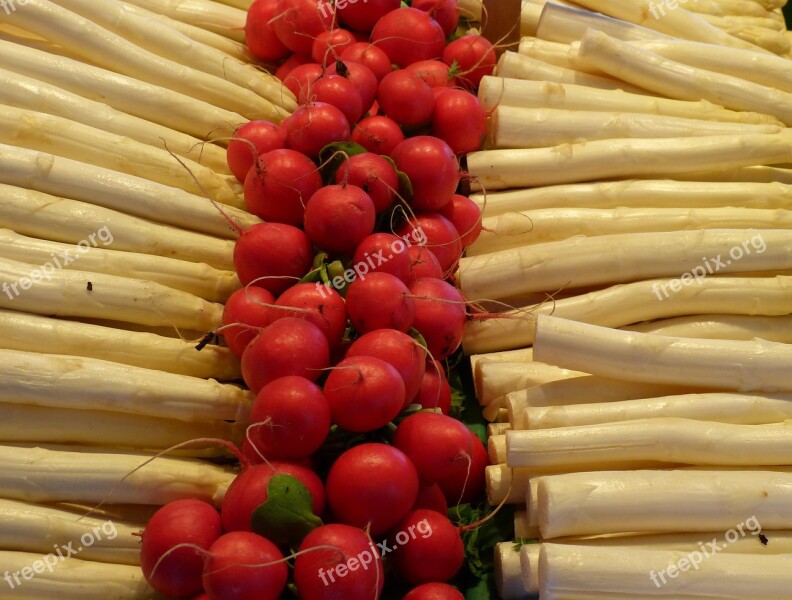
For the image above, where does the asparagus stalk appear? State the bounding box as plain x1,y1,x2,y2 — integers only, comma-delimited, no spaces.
495,542,532,599
534,2,671,44
121,0,247,42
684,0,776,17
625,313,792,343
667,165,792,183
476,361,586,406
518,543,540,595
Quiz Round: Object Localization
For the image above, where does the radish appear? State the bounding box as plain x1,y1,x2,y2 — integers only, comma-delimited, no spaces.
203,532,287,600
241,318,330,393
353,233,412,283
338,0,401,32
245,0,289,62
391,136,460,211
405,60,457,88
326,443,419,534
327,61,379,113
414,359,452,414
346,272,415,333
233,223,313,296
244,149,322,226
391,509,465,584
282,63,323,97
298,75,364,128
227,120,287,183
408,277,467,360
221,462,325,533
351,115,405,156
404,582,465,600
276,54,312,82
347,329,427,406
341,42,392,81
412,482,448,514
407,246,444,281
335,153,398,213
222,287,277,358
272,0,333,56
370,8,446,68
247,376,331,460
442,35,496,90
433,433,487,504
438,194,483,248
294,524,384,600
284,102,351,159
412,0,460,37
324,355,405,431
312,29,357,67
303,184,376,256
432,89,487,155
397,214,462,273
274,283,348,351
141,499,222,598
377,70,435,127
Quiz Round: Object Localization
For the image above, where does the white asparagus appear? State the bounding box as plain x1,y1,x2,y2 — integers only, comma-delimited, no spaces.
712,20,791,54
121,0,247,42
0,228,240,303
458,230,792,301
684,0,776,16
541,531,792,553
0,39,246,140
647,165,792,184
625,313,792,343
496,542,532,599
0,348,250,422
0,144,258,239
533,314,792,392
518,37,600,75
519,544,540,595
476,361,586,406
0,309,241,379
489,434,506,463
692,9,788,29
488,422,511,437
212,0,253,10
578,30,792,124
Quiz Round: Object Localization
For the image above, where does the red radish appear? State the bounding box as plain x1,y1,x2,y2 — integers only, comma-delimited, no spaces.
245,0,289,62
442,35,496,90
324,356,405,432
370,8,446,67
439,194,483,247
377,70,434,127
283,63,323,97
241,318,330,393
338,0,401,32
353,233,412,283
141,500,222,598
405,60,456,88
312,29,357,66
408,277,467,360
407,245,443,281
351,115,404,156
340,42,392,81
222,287,277,358
203,532,287,600
432,89,487,155
274,283,347,350
412,482,448,514
391,137,460,211
272,0,333,56
404,582,465,600
434,433,487,504
327,61,378,113
299,75,364,127
391,509,465,584
233,222,313,295
275,54,312,82
294,524,384,600
221,462,325,533
248,376,331,460
244,149,322,225
227,121,287,183
346,272,415,333
335,153,398,213
414,359,452,414
303,184,375,255
284,103,351,158
346,329,426,406
412,0,459,37
326,443,418,534
397,213,462,273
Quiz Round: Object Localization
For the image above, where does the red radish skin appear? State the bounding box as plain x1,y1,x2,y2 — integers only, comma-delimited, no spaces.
411,0,459,37
404,582,466,600
248,376,331,460
377,70,434,127
397,214,462,273
442,35,497,90
346,272,415,333
434,433,487,504
340,42,392,81
303,184,376,256
351,115,405,156
241,318,330,392
324,355,405,432
408,277,467,360
412,482,448,514
439,194,483,248
335,153,398,213
244,149,322,226
245,0,289,62
338,0,401,32
274,283,348,350
391,509,465,585
353,233,412,283
299,75,364,128
346,329,426,406
222,287,277,358
233,223,313,295
275,54,312,82
391,136,460,211
326,443,419,534
227,120,287,183
407,245,443,281
294,524,384,600
432,89,487,155
370,8,446,68
327,61,379,113
414,359,452,414
203,532,287,600
312,29,357,66
221,462,326,533
141,500,222,598
284,102,351,158
283,63,324,98
272,0,333,56
405,60,456,88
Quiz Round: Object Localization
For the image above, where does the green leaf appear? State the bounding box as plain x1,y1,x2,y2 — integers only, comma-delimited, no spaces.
319,141,368,183
250,474,322,545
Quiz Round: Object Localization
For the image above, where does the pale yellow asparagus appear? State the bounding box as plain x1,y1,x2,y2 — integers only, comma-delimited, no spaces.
121,0,247,42
710,18,791,54
658,165,792,183
685,0,777,16
476,361,586,406
625,313,792,343
518,37,601,75
518,543,540,594
495,542,532,600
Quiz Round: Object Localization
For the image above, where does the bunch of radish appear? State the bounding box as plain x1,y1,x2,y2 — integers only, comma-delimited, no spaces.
139,0,498,598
